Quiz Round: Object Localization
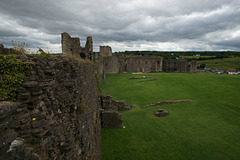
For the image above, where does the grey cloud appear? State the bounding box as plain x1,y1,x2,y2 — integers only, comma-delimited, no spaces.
0,0,240,51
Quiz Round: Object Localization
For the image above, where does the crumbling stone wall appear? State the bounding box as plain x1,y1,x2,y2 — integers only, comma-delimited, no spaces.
99,46,112,57
95,56,105,84
163,59,197,73
101,110,124,128
0,55,101,160
103,55,120,73
189,60,197,73
61,32,93,61
100,95,134,129
102,54,163,74
101,95,134,111
0,44,16,55
61,33,197,74
118,55,163,73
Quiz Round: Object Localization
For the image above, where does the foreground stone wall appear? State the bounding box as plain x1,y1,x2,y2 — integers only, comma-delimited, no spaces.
0,55,101,160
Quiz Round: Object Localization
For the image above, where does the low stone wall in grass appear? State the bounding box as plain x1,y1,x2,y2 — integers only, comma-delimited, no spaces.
142,100,192,108
100,95,134,128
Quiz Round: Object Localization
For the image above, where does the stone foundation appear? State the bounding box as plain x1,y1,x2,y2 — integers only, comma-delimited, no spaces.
101,110,124,128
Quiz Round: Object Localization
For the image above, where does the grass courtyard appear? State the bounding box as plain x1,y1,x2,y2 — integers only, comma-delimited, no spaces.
101,73,240,160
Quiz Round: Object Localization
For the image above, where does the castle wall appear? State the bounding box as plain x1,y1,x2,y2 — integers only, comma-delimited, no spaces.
0,55,101,160
61,32,93,61
118,55,163,73
95,56,106,84
101,54,163,74
100,46,112,57
189,60,197,73
85,36,93,61
163,59,196,73
103,55,120,73
61,32,82,56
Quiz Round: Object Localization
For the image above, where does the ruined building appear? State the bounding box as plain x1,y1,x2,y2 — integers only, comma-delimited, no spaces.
99,46,112,57
163,59,197,73
102,55,163,73
61,32,93,61
61,32,197,74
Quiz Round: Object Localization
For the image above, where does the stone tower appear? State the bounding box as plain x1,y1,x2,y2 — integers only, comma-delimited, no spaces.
85,36,93,61
61,32,93,61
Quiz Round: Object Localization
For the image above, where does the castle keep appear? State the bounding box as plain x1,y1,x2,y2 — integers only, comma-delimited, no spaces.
62,32,197,74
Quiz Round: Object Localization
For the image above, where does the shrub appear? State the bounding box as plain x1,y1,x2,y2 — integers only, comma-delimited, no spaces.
0,55,31,100
11,40,30,54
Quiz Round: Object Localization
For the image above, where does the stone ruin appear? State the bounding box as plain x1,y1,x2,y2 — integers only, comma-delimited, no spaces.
0,44,17,55
103,54,163,74
101,95,134,111
100,46,112,57
155,109,169,117
61,32,93,61
101,110,124,128
163,59,197,73
100,95,134,128
61,32,197,74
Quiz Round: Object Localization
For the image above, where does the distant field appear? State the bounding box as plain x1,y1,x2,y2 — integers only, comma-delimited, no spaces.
197,57,240,71
181,56,215,59
101,73,240,160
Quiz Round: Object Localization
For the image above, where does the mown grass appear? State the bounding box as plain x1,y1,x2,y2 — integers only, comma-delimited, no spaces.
197,57,240,71
101,73,240,160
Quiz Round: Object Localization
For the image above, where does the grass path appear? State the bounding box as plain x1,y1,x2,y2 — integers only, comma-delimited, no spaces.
101,73,240,160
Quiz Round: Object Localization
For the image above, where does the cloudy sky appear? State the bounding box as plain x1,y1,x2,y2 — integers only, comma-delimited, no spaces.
0,0,240,53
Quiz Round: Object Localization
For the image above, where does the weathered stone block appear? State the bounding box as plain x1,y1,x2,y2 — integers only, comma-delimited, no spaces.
101,110,124,128
155,109,169,117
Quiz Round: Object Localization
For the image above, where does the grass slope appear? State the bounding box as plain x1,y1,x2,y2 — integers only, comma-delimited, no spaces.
197,57,240,71
101,73,240,160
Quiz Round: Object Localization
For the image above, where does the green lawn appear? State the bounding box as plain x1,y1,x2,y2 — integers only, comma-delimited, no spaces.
101,73,240,160
197,57,240,71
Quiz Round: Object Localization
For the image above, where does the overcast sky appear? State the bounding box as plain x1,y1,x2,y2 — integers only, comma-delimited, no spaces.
0,0,240,53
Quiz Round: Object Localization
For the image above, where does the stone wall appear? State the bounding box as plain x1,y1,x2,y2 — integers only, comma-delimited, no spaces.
95,57,106,84
99,46,112,57
101,110,123,129
103,55,120,73
100,95,134,129
0,44,15,55
61,32,197,74
118,55,163,73
0,55,101,160
101,95,134,111
102,54,163,74
61,32,93,61
163,59,197,73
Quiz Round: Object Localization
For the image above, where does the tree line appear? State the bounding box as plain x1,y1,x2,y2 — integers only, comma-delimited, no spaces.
114,51,240,60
